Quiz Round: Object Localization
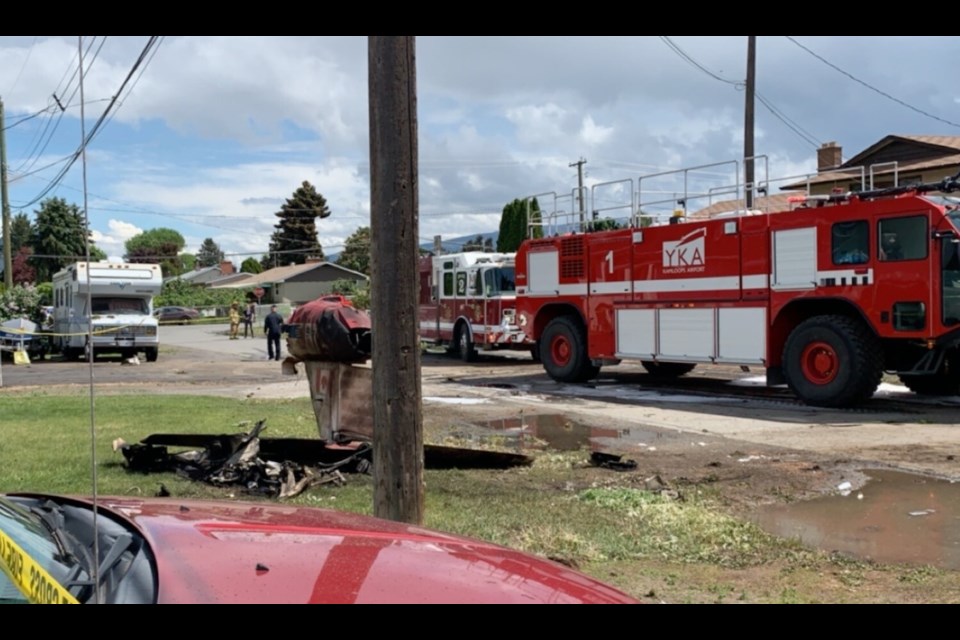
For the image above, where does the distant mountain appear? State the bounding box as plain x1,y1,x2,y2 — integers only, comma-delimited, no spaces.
326,231,500,263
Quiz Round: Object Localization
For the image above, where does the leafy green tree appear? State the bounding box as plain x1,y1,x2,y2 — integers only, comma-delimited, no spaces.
195,238,224,268
31,197,99,282
266,181,330,266
180,253,196,272
241,257,262,274
0,283,44,324
336,226,371,275
154,277,244,309
497,198,542,252
588,218,623,232
125,228,186,277
462,235,493,252
331,278,370,310
89,245,107,262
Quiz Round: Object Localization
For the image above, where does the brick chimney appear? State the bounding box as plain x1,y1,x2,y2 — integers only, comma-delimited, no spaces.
817,141,842,172
219,260,235,275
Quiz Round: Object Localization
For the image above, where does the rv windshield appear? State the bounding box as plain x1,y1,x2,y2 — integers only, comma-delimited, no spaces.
91,297,149,315
483,267,516,296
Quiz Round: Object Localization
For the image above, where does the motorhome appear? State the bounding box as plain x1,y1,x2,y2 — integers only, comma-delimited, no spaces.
52,262,162,361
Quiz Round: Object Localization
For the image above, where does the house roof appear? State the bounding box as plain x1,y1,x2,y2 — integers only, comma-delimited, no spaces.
782,135,960,190
209,262,368,289
688,193,797,219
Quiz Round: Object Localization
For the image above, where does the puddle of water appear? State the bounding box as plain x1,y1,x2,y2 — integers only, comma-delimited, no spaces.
751,469,960,570
466,414,685,452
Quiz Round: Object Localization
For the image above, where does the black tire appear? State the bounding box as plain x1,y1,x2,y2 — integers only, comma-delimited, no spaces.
145,347,159,363
540,316,599,383
530,342,542,363
456,323,477,363
641,361,696,378
781,315,882,407
899,353,960,396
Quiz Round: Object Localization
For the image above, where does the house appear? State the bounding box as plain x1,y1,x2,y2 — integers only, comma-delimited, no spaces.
689,136,960,219
208,259,368,305
166,260,237,285
782,136,960,195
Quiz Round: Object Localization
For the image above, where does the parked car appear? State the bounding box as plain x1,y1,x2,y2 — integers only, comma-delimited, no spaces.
0,493,639,604
153,306,200,324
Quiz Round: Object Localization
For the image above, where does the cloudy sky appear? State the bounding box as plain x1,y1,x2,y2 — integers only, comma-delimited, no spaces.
1,36,958,263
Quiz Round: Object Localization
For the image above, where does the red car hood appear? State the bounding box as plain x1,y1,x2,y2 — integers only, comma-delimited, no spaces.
93,496,637,604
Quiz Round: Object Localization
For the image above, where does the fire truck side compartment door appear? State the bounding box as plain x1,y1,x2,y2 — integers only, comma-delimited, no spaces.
527,251,559,294
658,308,714,360
615,309,655,358
717,307,766,363
772,227,817,290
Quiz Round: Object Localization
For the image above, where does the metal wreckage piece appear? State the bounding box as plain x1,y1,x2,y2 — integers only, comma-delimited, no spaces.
114,296,532,499
113,421,373,499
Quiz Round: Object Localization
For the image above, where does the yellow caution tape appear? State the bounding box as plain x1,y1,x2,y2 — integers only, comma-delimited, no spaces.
0,527,79,604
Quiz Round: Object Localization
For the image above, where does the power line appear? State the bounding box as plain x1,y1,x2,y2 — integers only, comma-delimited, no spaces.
4,36,38,96
15,37,161,210
659,36,738,86
658,36,821,149
785,35,960,130
1,104,57,131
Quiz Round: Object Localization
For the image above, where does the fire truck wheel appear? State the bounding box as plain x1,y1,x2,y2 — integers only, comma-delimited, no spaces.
782,315,882,407
456,323,477,363
641,361,696,378
540,316,599,383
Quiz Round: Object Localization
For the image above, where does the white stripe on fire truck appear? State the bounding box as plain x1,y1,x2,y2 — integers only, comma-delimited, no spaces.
527,274,771,297
632,275,741,293
419,321,514,335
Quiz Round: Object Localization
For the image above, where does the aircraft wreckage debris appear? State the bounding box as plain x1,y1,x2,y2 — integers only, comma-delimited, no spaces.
114,420,533,499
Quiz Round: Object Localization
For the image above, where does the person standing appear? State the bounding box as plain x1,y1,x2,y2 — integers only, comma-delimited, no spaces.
264,304,284,361
228,302,241,340
242,302,256,338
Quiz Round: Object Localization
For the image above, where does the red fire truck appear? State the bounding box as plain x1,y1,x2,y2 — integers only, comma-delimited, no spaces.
419,251,533,361
514,162,960,407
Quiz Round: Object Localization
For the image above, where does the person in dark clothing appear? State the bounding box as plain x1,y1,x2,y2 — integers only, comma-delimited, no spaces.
242,302,256,338
264,305,284,361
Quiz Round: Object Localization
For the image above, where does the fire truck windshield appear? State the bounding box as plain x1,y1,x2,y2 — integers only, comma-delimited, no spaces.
483,267,516,296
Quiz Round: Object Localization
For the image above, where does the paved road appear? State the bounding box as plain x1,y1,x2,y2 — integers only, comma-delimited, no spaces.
0,324,288,390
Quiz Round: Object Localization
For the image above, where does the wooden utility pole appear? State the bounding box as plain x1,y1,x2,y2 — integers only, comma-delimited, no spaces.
1,97,12,289
368,36,424,525
744,36,756,209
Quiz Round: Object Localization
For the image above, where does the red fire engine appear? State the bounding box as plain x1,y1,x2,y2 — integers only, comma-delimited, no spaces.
419,251,533,361
514,161,960,407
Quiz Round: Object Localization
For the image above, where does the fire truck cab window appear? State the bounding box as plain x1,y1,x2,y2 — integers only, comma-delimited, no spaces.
443,272,453,297
879,215,927,261
455,272,468,296
483,268,516,297
832,220,869,265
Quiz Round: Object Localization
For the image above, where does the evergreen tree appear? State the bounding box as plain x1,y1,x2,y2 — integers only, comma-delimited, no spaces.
195,238,225,268
496,198,541,252
336,226,371,275
31,197,98,282
266,181,330,266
